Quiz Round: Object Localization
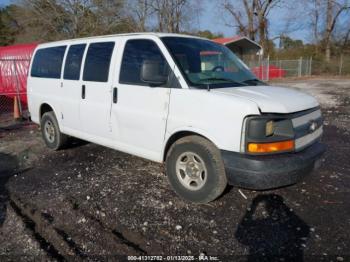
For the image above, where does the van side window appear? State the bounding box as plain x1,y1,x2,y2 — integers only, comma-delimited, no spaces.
31,46,66,78
83,42,115,82
119,39,169,86
64,44,86,80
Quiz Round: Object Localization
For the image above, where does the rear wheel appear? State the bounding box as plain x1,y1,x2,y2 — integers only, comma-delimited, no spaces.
165,135,227,203
40,111,68,150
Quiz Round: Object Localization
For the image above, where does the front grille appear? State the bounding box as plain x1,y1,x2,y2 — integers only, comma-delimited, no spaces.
292,109,322,127
292,109,323,151
295,126,323,150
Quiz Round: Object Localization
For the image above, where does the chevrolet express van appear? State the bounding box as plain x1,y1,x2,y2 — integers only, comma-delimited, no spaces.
27,33,325,203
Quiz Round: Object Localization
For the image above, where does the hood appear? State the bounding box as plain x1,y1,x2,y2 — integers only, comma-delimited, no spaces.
211,85,319,113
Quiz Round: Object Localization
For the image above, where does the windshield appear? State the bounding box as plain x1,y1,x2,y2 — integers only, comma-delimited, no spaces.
161,37,263,89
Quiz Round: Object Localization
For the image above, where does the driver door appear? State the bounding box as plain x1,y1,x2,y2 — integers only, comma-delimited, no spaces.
110,39,171,161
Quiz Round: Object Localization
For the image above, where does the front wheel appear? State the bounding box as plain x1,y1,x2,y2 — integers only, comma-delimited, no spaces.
40,111,68,150
165,135,227,203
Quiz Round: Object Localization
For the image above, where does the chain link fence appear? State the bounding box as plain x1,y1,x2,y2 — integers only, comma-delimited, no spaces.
0,59,30,126
310,56,350,76
246,56,350,81
247,57,313,81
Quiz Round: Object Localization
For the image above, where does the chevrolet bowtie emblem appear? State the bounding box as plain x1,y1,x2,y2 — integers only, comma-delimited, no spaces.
309,121,317,133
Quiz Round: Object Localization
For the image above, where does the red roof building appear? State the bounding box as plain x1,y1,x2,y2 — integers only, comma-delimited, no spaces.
0,43,38,104
213,36,261,57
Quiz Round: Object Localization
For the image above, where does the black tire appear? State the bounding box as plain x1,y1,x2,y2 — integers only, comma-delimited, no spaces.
165,135,227,203
40,111,68,150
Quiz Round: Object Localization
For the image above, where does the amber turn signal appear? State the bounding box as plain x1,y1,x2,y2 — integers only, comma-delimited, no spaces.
248,140,294,153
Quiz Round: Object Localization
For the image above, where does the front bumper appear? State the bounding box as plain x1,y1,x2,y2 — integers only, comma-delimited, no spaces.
221,142,326,190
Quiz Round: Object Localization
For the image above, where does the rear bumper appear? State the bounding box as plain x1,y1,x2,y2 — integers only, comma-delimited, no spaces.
221,142,326,190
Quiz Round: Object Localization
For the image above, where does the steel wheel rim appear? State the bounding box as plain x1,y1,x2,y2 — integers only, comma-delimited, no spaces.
44,120,55,143
175,152,207,191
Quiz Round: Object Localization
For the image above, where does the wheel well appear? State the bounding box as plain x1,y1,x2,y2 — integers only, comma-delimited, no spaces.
163,131,208,161
40,103,53,119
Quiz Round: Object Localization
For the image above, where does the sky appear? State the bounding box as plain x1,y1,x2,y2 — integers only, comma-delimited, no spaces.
198,1,311,43
0,0,10,6
0,0,311,43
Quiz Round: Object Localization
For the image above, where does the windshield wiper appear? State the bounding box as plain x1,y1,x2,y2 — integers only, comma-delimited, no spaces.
198,77,247,86
242,78,266,86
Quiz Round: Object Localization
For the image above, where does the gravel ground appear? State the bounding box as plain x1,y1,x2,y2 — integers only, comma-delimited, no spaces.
0,78,349,261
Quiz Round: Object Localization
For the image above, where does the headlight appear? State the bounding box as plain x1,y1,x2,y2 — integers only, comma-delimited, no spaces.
244,116,294,154
265,120,275,136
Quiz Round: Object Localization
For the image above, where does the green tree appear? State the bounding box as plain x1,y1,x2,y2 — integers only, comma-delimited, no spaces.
280,35,304,50
195,30,224,39
0,6,18,46
3,0,135,43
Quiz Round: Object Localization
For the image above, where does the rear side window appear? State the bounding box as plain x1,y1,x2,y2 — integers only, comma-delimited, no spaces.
83,42,115,82
119,39,168,85
31,46,66,78
64,44,86,80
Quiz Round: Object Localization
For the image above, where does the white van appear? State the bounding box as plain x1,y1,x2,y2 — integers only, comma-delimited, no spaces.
27,33,325,203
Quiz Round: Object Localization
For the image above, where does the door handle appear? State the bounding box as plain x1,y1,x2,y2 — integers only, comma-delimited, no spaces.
82,84,86,99
113,87,118,103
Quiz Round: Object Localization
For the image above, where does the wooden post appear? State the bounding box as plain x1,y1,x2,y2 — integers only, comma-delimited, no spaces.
13,96,20,119
13,60,23,118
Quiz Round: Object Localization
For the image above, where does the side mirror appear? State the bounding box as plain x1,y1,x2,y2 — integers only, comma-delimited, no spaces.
141,60,168,86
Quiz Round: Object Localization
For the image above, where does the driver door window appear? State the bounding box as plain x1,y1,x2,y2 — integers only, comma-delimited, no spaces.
119,39,169,86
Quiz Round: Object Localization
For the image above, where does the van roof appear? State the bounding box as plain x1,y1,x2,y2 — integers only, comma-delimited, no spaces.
37,32,205,47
